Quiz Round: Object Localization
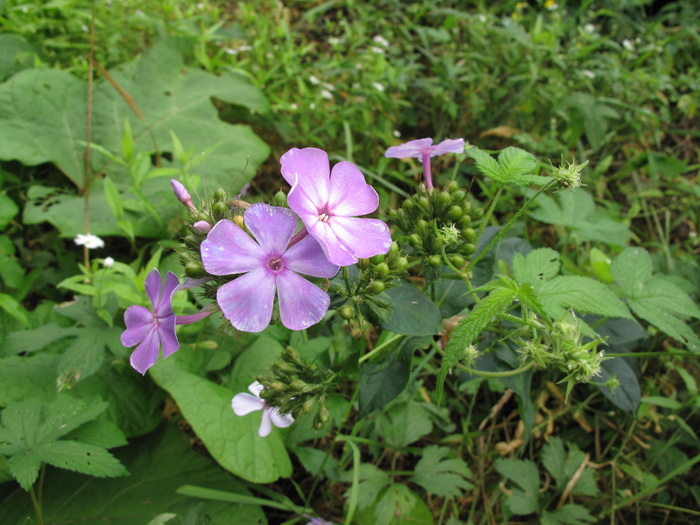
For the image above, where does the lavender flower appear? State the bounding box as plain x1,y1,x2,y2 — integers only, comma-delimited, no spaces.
121,269,211,374
280,148,392,266
231,381,294,437
171,179,196,211
385,137,465,189
200,203,339,332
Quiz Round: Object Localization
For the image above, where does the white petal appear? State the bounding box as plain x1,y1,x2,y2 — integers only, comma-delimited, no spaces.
258,409,273,437
270,408,295,429
231,393,264,416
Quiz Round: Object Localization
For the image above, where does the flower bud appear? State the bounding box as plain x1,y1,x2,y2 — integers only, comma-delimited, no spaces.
416,219,430,235
214,187,227,201
388,241,400,257
459,214,472,228
185,261,206,278
428,255,442,268
452,189,466,204
339,305,354,320
449,254,466,267
171,179,196,211
374,262,390,279
461,243,476,256
417,196,431,214
390,256,408,271
408,234,422,248
213,201,229,221
193,220,212,234
370,281,386,295
233,215,245,229
402,199,417,214
273,190,287,207
370,254,385,265
461,227,476,242
447,205,463,220
437,191,452,213
446,180,460,193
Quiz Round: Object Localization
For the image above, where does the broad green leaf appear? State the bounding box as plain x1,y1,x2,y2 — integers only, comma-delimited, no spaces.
437,279,518,400
359,336,430,418
34,440,128,479
356,484,432,525
0,424,266,524
541,504,596,525
0,354,59,407
0,34,39,81
495,458,540,515
467,146,547,186
0,293,29,327
410,445,474,498
512,248,560,288
375,401,432,449
539,276,632,319
529,189,631,246
0,39,269,190
365,280,442,336
465,147,501,180
149,351,291,483
227,336,283,392
342,463,391,511
56,325,125,386
611,248,700,352
597,357,641,412
541,437,597,495
0,194,19,230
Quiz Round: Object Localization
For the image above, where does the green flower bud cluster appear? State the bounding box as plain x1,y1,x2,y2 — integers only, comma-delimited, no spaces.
258,346,335,430
552,158,588,190
387,181,482,263
329,241,408,320
519,315,606,383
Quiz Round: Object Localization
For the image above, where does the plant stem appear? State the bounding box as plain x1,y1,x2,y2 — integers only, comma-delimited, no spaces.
458,359,535,378
30,487,44,525
421,151,434,189
474,185,503,250
605,351,694,358
467,180,556,271
82,0,96,269
358,333,403,363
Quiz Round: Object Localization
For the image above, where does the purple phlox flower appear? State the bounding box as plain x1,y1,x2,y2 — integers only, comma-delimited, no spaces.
231,381,294,437
303,515,335,525
385,137,465,189
200,203,339,332
171,179,196,211
280,147,392,266
121,269,212,374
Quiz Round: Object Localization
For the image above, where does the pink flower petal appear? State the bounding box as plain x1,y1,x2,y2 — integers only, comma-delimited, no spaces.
329,216,392,259
430,138,464,156
245,203,297,256
201,220,266,276
121,305,154,347
280,148,330,206
155,271,180,317
157,313,179,358
284,235,340,279
327,161,379,216
384,138,433,159
217,268,276,332
144,269,162,309
308,221,357,266
258,409,273,437
231,392,265,416
276,269,331,330
269,408,295,429
129,329,160,375
288,182,322,226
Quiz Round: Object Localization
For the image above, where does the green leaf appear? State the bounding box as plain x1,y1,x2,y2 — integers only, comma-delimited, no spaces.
541,437,597,495
611,248,700,352
597,357,641,412
0,194,19,230
410,445,474,498
0,323,74,358
227,336,283,392
529,189,631,246
342,463,391,511
34,440,127,479
57,325,125,386
539,276,632,320
0,293,29,327
437,279,518,399
541,504,596,525
359,336,430,418
495,458,540,515
356,484,433,525
149,350,292,483
0,353,59,407
103,176,124,220
365,280,442,336
0,34,39,81
0,424,266,524
465,147,501,180
512,248,560,287
375,401,432,449
467,147,547,186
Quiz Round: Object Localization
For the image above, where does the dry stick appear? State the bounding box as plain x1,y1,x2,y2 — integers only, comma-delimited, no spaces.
557,453,590,508
94,62,161,167
82,1,96,269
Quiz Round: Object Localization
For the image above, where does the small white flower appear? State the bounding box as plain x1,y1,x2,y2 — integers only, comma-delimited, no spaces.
372,35,390,47
309,75,321,85
310,103,316,110
231,381,294,437
546,2,558,10
477,14,487,23
584,23,595,33
582,69,596,79
224,48,238,55
103,256,115,268
622,39,634,51
328,37,342,45
370,46,386,54
372,82,385,92
393,130,401,138
320,89,333,100
74,233,105,250
81,25,89,33
290,103,298,110
321,82,335,91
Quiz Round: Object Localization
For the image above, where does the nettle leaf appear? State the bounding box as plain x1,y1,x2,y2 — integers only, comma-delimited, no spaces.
0,353,59,407
342,463,391,511
512,250,632,320
0,323,77,357
0,39,269,190
611,248,700,352
149,349,292,483
541,504,596,525
370,485,433,525
541,437,597,496
467,146,549,186
359,336,431,418
437,278,518,400
529,189,631,246
0,396,127,490
365,281,442,336
410,445,474,498
375,401,432,450
495,458,540,516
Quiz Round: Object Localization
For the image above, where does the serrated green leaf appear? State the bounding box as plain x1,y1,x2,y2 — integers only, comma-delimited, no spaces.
529,189,631,246
437,281,517,399
7,452,43,491
0,354,59,407
512,248,561,288
35,440,127,478
539,276,632,320
0,293,29,327
411,445,473,498
611,248,700,352
466,147,501,180
375,401,432,449
342,463,391,511
541,504,596,525
497,147,539,183
365,281,442,336
541,437,597,495
0,324,78,357
149,350,292,483
57,326,124,386
495,458,540,515
63,419,128,449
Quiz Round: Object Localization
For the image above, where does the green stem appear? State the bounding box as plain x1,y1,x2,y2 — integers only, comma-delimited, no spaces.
467,180,556,271
358,333,403,364
605,351,694,358
474,185,503,248
30,486,44,525
458,359,535,378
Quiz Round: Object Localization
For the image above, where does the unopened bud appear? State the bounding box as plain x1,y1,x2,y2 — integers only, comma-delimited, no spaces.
339,305,355,320
212,201,229,221
171,179,196,211
273,190,287,207
370,281,386,295
184,261,206,278
374,263,390,279
233,215,245,229
193,220,212,234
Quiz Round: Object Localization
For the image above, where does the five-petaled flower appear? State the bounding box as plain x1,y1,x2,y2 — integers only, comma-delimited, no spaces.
385,137,464,189
231,381,295,437
281,147,392,266
201,203,340,332
121,269,180,374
